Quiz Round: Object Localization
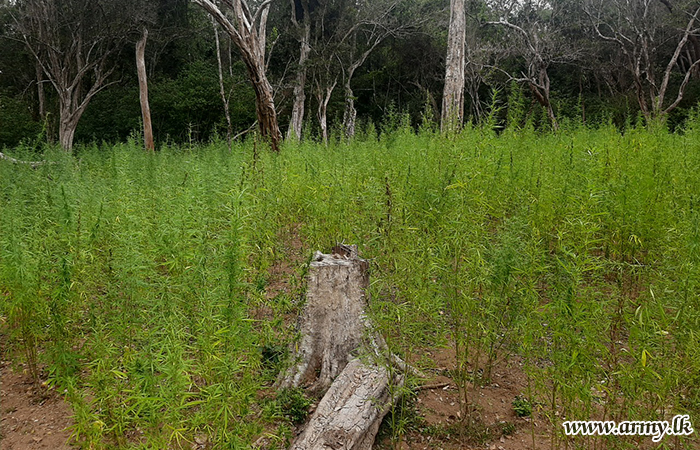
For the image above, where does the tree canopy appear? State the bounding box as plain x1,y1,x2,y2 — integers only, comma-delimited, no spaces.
1,0,699,149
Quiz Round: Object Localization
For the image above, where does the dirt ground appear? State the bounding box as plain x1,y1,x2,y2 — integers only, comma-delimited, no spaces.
379,346,552,450
0,360,75,450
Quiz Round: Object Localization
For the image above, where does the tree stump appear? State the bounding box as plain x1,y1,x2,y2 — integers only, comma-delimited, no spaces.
277,245,371,395
278,245,404,450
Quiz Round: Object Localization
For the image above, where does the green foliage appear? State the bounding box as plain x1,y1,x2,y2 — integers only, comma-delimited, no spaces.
76,59,257,145
1,123,700,449
512,396,532,418
149,60,255,143
275,388,312,424
0,90,41,148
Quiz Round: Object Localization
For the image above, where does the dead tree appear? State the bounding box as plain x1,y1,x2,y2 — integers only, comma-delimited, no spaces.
442,0,467,132
484,0,579,131
0,152,50,168
315,74,337,146
339,1,407,138
194,0,283,152
14,0,127,151
278,246,404,449
585,0,700,121
136,27,155,151
288,0,312,140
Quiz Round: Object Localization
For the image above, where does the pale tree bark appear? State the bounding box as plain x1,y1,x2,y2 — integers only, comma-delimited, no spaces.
193,0,282,152
289,359,399,450
288,0,311,140
35,61,53,143
278,246,405,450
441,0,466,132
35,62,45,122
653,5,700,116
16,0,122,152
316,77,337,146
136,27,154,151
278,248,370,393
212,18,233,151
342,82,358,139
586,0,700,121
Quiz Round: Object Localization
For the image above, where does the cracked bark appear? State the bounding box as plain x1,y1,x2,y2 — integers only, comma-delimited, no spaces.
441,0,466,132
279,247,404,450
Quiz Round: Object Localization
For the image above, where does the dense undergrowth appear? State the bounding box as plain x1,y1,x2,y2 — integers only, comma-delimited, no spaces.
1,118,699,449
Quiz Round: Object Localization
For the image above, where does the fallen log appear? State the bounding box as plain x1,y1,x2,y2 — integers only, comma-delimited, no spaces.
0,151,50,169
289,358,400,450
278,245,405,450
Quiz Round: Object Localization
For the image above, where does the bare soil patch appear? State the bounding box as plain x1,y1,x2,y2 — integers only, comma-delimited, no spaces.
377,347,552,450
0,361,75,450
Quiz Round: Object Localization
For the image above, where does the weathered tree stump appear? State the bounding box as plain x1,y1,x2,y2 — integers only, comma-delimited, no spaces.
277,245,371,395
278,245,404,450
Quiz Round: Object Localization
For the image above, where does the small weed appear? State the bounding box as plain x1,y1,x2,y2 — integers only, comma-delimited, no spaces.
500,421,517,436
276,387,311,424
512,395,532,417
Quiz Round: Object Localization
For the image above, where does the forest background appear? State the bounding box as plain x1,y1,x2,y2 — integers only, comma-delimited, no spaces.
1,0,700,149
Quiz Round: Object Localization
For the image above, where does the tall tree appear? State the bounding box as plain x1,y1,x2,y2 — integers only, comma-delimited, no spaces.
193,0,282,152
13,0,134,151
287,0,311,140
485,0,577,130
585,0,700,121
136,27,155,151
442,0,467,132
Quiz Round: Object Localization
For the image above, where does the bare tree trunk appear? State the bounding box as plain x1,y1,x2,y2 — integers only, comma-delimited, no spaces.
194,0,282,152
343,82,357,139
288,11,311,140
247,66,282,150
58,113,79,152
316,79,337,146
213,19,233,151
136,27,154,151
341,64,364,139
36,62,46,122
528,67,558,131
228,38,233,78
441,0,466,133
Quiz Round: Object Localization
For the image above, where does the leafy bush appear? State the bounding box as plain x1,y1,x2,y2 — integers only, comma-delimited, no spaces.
512,396,532,418
276,388,312,424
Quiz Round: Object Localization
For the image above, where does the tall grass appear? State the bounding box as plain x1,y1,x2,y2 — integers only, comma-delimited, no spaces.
1,120,699,448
